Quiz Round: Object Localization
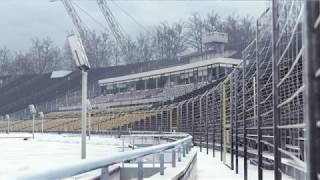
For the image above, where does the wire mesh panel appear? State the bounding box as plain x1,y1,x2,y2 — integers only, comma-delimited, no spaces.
256,9,274,180
234,65,244,175
207,92,214,155
222,77,232,165
242,39,257,180
193,97,202,149
180,102,187,132
273,0,306,179
212,84,223,160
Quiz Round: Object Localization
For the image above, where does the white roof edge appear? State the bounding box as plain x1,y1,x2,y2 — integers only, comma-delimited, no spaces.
99,57,241,86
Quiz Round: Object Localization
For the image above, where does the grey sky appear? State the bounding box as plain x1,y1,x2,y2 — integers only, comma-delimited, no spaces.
0,0,269,51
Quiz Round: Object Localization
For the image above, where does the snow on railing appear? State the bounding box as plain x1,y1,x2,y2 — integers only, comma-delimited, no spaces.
8,134,193,180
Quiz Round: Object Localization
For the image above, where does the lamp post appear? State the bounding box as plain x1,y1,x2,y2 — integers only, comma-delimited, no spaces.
29,104,36,139
67,34,90,159
5,114,10,134
39,112,44,134
87,100,92,140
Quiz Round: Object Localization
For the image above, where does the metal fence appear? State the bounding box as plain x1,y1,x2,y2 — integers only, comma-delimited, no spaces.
130,1,319,179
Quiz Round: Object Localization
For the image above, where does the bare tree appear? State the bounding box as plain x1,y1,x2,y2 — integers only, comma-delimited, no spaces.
29,37,62,74
135,33,154,63
0,47,11,76
153,21,187,59
84,31,114,68
221,15,254,54
186,13,205,53
205,11,222,32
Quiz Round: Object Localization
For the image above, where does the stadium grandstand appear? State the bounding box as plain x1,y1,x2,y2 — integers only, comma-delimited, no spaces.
1,1,320,180
0,56,240,133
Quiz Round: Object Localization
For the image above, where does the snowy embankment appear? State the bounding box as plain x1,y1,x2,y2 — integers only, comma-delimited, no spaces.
0,133,123,176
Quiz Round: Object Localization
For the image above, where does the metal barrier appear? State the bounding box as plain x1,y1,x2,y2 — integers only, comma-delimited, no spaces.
7,134,192,180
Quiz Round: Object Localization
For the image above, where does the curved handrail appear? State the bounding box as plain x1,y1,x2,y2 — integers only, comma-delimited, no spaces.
7,134,192,180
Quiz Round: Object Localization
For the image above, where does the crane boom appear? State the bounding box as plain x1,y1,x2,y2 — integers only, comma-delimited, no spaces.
53,0,88,41
96,0,127,50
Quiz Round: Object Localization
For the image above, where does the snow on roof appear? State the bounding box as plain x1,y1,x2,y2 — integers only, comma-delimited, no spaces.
50,71,72,79
99,57,241,86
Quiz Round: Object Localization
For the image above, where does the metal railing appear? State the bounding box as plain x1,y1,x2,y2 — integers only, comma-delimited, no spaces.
7,134,193,180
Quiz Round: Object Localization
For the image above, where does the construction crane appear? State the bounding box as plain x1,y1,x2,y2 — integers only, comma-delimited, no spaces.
51,0,88,41
96,0,127,53
54,0,128,65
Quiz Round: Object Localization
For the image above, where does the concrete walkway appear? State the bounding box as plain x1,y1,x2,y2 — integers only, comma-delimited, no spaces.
196,147,293,180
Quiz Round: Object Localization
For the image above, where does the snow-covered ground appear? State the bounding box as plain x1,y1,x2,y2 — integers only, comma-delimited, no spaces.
0,133,123,176
0,133,296,180
196,147,294,180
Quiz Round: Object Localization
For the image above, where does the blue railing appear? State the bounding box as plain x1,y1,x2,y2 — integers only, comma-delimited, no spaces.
7,134,193,180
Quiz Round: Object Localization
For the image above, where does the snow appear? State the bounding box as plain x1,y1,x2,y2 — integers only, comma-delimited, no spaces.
196,147,294,180
0,133,297,180
50,70,72,79
0,133,123,176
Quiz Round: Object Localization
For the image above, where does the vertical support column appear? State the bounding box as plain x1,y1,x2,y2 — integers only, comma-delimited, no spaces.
138,157,143,180
177,105,180,132
179,104,182,132
172,149,176,167
81,71,87,159
160,152,165,175
272,1,281,180
178,146,182,162
206,94,209,155
200,96,203,152
144,79,147,90
304,1,320,179
101,166,109,180
6,115,10,134
160,109,163,132
186,101,189,134
220,89,223,162
212,93,216,158
170,108,173,132
242,54,248,180
192,100,195,144
256,19,263,180
230,77,234,170
32,114,35,139
235,75,239,174
155,110,159,131
156,77,159,89
182,143,186,157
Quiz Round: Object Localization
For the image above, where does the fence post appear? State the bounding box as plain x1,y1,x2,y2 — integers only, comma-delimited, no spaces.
186,142,189,154
304,0,320,179
183,143,186,157
242,51,248,180
160,152,165,175
272,1,281,179
138,157,143,180
199,96,203,152
172,149,176,167
101,166,109,180
178,146,182,162
256,18,263,180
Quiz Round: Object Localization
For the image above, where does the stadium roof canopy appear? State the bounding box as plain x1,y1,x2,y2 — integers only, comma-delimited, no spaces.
99,57,241,86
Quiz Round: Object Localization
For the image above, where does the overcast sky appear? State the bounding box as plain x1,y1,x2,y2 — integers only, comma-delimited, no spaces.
0,0,269,51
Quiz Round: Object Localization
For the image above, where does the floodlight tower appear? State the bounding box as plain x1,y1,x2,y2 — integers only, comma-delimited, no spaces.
29,104,37,139
67,34,91,159
39,112,44,134
5,114,10,134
